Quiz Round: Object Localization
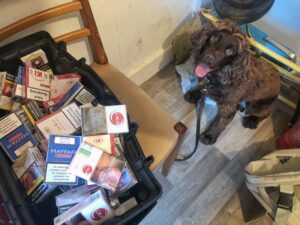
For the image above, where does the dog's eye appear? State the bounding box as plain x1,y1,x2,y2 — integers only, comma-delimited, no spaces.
225,48,234,56
211,34,222,43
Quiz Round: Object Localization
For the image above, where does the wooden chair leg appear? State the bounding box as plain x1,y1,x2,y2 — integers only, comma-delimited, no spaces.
162,122,187,177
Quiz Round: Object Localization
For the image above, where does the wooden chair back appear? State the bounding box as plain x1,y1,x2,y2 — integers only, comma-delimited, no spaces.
0,0,108,64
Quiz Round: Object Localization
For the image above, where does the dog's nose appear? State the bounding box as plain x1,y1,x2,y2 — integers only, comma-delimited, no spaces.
205,53,216,64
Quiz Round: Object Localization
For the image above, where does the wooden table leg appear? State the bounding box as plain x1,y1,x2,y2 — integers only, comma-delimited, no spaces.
162,122,187,177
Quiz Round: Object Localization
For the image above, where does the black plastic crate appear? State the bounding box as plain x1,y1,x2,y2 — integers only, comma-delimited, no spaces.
0,31,162,225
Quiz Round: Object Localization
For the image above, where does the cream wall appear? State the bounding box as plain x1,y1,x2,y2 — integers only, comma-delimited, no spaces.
0,0,201,84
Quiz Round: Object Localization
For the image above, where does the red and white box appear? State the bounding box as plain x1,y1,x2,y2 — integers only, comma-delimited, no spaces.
54,190,112,225
68,142,126,191
43,94,64,111
82,134,116,156
105,105,129,134
36,103,81,140
81,105,129,135
50,73,81,99
25,67,52,101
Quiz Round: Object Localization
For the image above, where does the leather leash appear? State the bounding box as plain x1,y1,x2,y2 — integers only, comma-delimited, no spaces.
176,87,208,161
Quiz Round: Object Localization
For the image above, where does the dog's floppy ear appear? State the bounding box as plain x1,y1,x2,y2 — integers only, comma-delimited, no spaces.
219,33,250,85
191,24,215,47
191,19,235,47
191,24,215,62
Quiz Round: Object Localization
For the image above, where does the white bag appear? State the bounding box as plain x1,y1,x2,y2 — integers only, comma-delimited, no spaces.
245,149,300,225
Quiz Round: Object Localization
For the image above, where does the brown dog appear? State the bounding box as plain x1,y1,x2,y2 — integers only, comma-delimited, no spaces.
189,20,280,145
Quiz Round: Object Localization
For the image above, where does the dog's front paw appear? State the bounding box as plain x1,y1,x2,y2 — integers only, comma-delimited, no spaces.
200,131,217,145
242,116,259,129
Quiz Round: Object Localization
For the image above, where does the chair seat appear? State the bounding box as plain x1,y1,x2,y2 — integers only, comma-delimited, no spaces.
90,63,178,171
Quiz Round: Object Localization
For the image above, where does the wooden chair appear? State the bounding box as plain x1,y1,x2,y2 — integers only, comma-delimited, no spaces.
0,0,187,176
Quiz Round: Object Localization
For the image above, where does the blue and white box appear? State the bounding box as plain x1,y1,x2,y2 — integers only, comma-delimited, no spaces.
45,135,82,185
0,113,38,162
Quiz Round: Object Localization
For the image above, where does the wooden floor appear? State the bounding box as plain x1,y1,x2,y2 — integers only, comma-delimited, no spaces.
139,63,290,225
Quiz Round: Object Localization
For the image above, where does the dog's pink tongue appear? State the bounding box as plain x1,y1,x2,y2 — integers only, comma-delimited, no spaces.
195,64,214,78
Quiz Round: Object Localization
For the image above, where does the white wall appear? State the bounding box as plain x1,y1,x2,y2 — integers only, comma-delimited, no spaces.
0,0,201,84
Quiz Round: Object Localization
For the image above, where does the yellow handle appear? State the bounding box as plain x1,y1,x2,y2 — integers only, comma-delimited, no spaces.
278,95,296,109
248,38,300,73
200,9,218,23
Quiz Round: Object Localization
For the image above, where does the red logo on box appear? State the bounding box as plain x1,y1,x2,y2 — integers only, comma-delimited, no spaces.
82,164,93,174
35,70,43,78
91,208,108,221
110,112,124,126
32,70,46,82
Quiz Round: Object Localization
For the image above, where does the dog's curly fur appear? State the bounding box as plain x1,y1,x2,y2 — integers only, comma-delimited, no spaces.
188,20,280,145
